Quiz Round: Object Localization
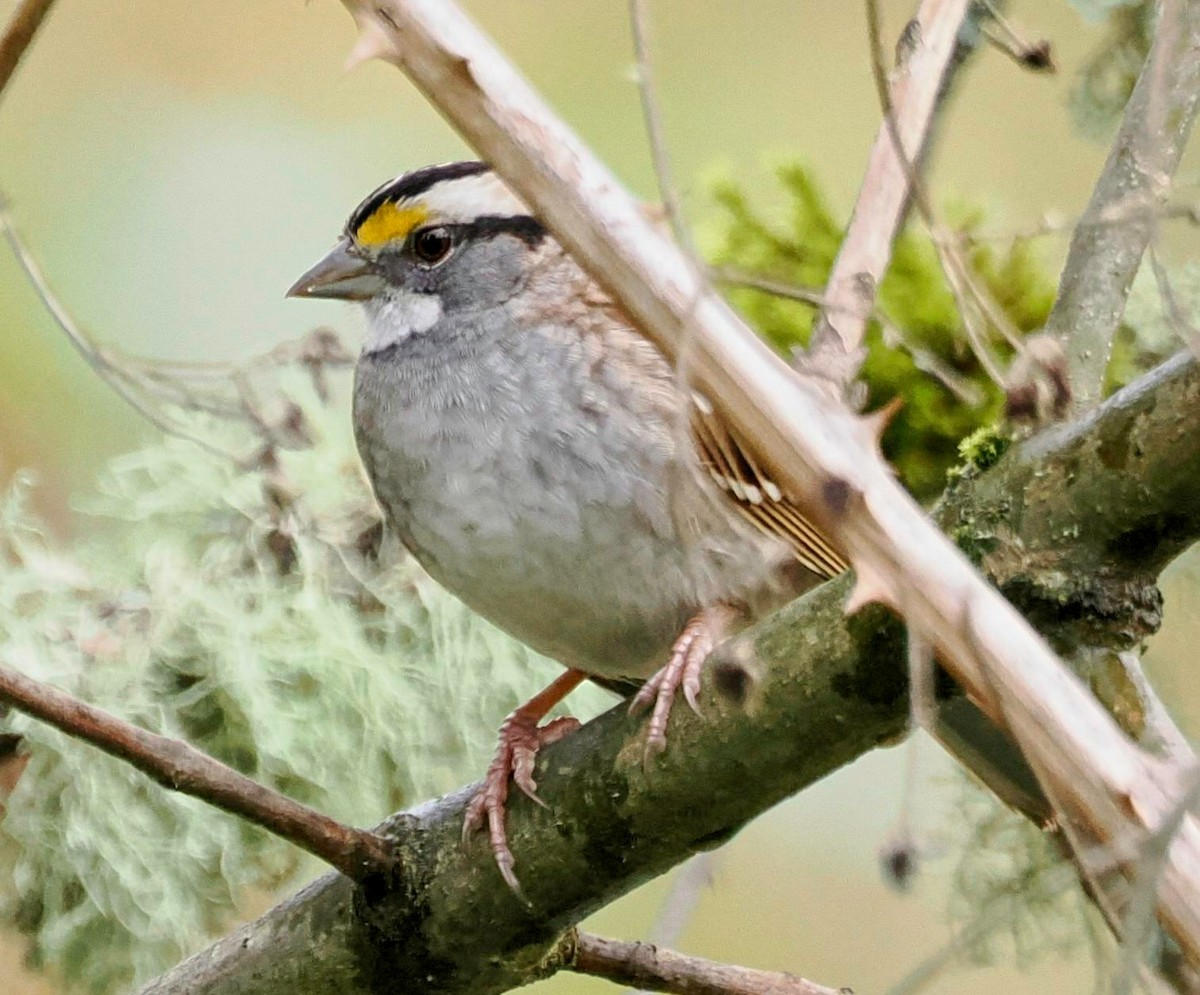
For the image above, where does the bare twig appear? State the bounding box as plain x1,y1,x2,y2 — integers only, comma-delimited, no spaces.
0,200,238,460
0,662,397,881
859,0,1027,393
883,862,1084,995
1046,0,1200,411
807,0,973,388
948,200,1200,248
627,0,691,255
625,852,721,995
711,267,829,308
978,1,1055,73
340,0,1200,967
572,932,842,995
715,265,985,404
0,0,56,99
644,852,717,950
1148,244,1200,355
1110,766,1200,995
2,197,352,454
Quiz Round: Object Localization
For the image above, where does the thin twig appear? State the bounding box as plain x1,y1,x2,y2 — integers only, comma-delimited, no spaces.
2,197,352,454
711,266,829,308
883,861,1082,995
1110,765,1200,995
572,931,842,995
0,0,56,99
977,1,1055,73
860,0,1025,392
1148,244,1200,355
646,852,717,949
0,199,238,460
0,662,397,881
715,265,985,404
948,200,1200,248
806,0,973,389
627,0,691,255
625,852,721,995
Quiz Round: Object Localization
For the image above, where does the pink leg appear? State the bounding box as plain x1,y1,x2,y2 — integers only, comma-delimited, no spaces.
630,604,740,759
463,669,585,893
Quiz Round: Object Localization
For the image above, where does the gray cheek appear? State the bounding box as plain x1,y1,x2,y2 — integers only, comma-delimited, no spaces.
377,251,415,287
439,239,525,311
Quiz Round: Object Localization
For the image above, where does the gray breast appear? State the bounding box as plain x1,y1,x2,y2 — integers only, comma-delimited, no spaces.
353,310,770,679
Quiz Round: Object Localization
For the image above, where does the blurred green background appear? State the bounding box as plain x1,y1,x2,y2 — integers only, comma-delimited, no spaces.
2,2,1198,993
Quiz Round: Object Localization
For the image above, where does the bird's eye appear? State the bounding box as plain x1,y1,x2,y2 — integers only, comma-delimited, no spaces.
411,226,454,266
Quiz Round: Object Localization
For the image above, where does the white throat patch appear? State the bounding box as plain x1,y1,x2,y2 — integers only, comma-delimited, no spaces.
363,290,442,353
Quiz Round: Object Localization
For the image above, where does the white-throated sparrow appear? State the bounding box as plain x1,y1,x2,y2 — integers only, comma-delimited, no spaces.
289,162,846,890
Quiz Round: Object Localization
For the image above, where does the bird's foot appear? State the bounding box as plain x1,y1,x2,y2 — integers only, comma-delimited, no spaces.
630,603,740,760
463,709,581,893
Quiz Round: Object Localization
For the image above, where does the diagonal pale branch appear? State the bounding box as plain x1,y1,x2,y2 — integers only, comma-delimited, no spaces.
338,0,1200,965
135,352,1200,995
1046,0,1200,411
808,0,973,386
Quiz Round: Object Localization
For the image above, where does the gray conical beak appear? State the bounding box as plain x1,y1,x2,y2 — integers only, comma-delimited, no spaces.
287,238,384,301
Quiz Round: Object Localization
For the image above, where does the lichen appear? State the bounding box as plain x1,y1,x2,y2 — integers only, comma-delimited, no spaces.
0,371,606,994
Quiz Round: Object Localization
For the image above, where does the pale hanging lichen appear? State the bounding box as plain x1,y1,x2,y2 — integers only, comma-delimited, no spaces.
0,369,605,994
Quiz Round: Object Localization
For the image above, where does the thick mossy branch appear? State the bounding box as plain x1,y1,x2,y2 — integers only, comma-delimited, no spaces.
139,354,1200,995
942,350,1200,652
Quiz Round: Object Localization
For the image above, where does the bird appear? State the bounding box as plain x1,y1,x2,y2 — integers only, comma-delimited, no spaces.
288,161,847,891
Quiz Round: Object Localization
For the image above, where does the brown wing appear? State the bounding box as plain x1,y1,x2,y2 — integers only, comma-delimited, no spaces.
689,394,848,580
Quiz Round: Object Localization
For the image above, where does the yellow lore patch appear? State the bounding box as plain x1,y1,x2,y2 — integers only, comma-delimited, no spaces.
355,201,429,247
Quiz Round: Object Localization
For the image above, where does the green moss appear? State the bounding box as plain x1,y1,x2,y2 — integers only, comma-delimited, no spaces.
951,522,1000,566
708,164,1053,500
947,424,1015,484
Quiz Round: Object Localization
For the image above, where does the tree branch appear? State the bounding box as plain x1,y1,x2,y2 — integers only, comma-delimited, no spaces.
807,0,974,388
569,931,842,995
135,352,1200,995
1047,0,1200,411
337,0,1200,966
0,0,57,100
0,664,397,881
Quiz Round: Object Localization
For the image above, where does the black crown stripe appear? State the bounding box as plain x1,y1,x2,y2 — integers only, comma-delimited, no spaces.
456,215,547,247
347,161,491,236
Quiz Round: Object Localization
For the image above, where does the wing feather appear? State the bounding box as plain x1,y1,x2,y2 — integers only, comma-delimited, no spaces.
690,396,848,579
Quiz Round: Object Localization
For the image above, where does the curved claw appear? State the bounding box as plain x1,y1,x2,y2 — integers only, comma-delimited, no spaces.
462,710,582,892
633,604,739,761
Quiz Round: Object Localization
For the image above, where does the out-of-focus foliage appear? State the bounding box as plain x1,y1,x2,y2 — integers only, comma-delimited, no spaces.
0,362,600,994
1120,260,1200,373
707,163,1056,499
949,784,1106,976
1070,0,1151,18
1069,1,1155,138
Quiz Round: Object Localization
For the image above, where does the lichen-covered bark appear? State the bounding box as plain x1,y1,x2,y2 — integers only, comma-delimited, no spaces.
138,354,1200,995
942,351,1200,654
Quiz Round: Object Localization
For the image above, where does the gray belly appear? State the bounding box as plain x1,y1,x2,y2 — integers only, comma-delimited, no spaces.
353,336,728,679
